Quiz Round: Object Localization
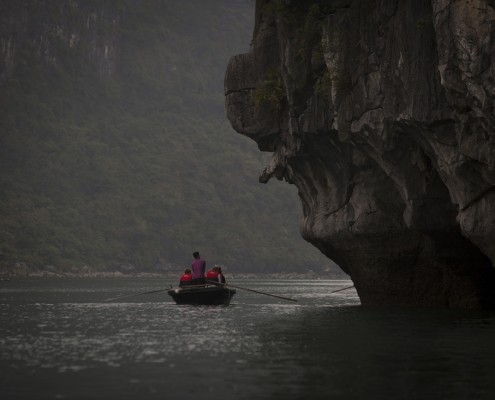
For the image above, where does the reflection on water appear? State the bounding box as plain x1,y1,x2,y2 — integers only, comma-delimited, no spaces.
253,306,495,399
1,278,495,399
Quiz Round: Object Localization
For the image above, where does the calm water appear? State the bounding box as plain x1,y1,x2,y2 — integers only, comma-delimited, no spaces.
1,278,495,399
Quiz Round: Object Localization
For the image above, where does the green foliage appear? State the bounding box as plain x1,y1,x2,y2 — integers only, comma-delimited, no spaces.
315,69,332,95
261,0,291,17
416,14,432,29
0,0,331,275
253,68,286,110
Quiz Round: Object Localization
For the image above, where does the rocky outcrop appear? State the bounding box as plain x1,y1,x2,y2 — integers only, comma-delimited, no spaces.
225,0,495,308
0,1,120,83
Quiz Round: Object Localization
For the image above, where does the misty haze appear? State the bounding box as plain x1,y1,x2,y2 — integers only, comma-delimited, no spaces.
2,1,495,399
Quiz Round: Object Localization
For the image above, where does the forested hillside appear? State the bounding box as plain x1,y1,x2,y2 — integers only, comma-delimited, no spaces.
0,0,338,275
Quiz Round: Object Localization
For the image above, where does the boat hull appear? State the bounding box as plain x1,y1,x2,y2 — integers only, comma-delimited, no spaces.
167,285,236,306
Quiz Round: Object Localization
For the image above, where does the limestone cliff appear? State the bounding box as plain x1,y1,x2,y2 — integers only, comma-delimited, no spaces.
225,0,495,308
0,1,119,83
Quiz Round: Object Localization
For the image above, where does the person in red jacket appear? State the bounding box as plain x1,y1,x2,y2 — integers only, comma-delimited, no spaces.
206,267,219,282
206,266,226,285
179,268,193,287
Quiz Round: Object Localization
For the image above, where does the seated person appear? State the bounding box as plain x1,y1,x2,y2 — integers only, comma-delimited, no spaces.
206,266,226,285
217,267,226,284
179,268,193,287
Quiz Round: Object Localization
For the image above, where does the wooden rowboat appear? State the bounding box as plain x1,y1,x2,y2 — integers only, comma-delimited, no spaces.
167,284,236,306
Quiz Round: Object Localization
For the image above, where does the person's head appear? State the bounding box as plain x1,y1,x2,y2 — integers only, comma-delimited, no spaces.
184,268,192,275
212,266,220,273
217,267,222,274
193,251,200,259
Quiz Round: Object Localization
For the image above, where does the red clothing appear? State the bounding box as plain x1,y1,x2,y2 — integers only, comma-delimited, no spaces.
206,270,226,284
179,273,192,286
206,270,219,281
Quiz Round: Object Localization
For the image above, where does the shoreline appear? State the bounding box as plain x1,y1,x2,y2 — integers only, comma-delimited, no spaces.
0,262,349,280
0,271,349,280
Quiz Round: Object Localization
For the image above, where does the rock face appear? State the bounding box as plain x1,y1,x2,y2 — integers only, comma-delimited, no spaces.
0,1,119,83
225,0,495,308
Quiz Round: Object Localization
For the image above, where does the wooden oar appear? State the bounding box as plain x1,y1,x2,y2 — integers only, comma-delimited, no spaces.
330,285,355,294
206,280,297,302
103,288,171,302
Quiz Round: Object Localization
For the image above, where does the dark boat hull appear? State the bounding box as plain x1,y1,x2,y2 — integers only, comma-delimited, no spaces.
167,284,236,306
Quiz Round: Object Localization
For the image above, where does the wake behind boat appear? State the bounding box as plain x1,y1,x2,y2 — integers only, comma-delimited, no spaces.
167,283,236,306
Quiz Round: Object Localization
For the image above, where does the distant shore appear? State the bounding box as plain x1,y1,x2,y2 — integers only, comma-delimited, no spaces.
0,272,349,280
0,265,348,280
0,261,349,280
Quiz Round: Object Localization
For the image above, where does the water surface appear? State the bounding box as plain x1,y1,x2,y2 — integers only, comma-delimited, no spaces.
1,278,494,399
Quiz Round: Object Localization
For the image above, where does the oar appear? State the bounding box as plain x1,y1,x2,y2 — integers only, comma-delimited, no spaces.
207,280,297,302
103,288,171,302
330,285,355,294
